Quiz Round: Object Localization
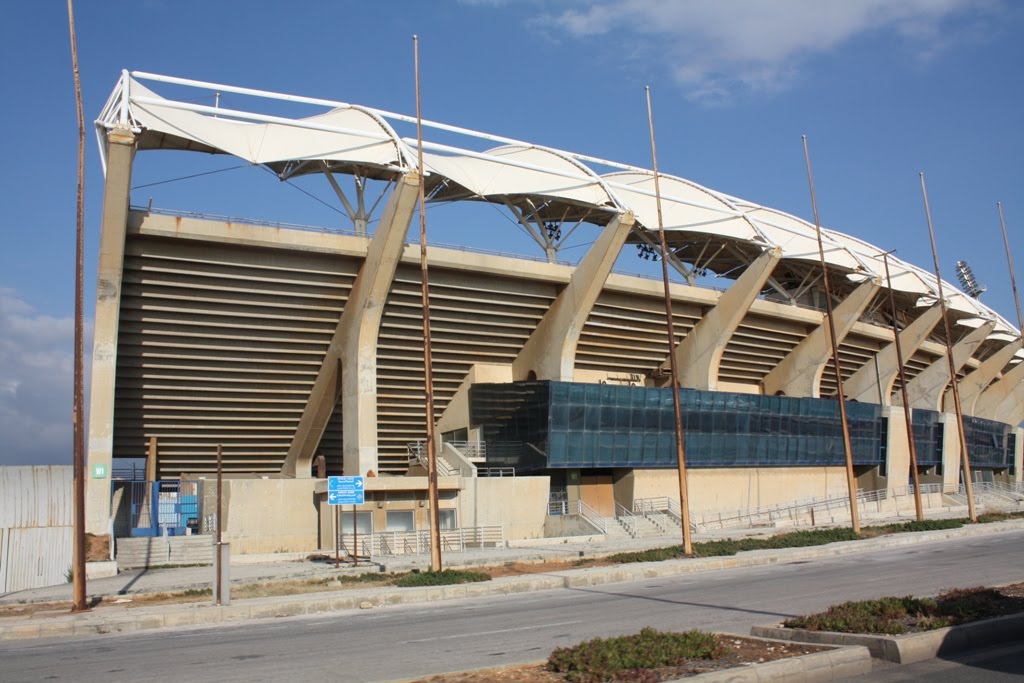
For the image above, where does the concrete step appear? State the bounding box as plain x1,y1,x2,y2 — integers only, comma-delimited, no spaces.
116,535,214,570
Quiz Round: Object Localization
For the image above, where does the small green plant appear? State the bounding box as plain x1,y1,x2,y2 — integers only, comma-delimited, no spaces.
977,510,1024,524
65,566,73,583
865,518,964,535
339,572,395,585
394,569,491,588
784,586,1024,634
607,528,861,564
182,587,213,597
547,627,724,682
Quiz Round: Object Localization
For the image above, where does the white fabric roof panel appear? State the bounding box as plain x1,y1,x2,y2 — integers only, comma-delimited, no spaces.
602,172,764,243
423,145,616,208
100,72,1019,339
129,80,406,169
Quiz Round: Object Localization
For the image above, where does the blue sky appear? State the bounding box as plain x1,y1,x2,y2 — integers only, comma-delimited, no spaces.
2,0,1023,465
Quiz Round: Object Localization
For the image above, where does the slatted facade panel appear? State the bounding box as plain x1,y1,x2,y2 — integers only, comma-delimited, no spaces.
113,235,359,477
820,332,884,396
576,291,702,376
375,265,557,472
720,314,808,385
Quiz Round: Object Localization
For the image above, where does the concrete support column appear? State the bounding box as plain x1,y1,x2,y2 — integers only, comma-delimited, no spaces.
283,172,421,478
898,321,995,411
845,304,943,405
941,414,962,491
974,360,1024,421
884,406,911,496
762,280,879,398
990,376,1024,426
659,248,781,390
86,128,137,536
512,213,635,381
951,338,1023,415
1014,428,1023,484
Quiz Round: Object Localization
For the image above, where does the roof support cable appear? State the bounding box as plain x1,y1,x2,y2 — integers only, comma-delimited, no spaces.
130,163,252,191
261,165,346,217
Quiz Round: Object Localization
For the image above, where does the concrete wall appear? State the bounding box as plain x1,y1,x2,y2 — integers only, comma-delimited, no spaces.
457,476,550,540
201,478,319,555
617,466,849,514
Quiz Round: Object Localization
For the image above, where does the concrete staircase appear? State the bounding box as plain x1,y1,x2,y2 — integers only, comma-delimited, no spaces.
116,535,214,570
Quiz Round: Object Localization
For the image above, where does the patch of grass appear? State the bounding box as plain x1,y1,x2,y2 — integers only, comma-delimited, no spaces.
547,627,724,682
784,596,942,635
182,587,212,597
977,510,1024,524
393,569,491,588
863,518,965,536
784,587,1024,635
339,572,392,584
607,528,860,563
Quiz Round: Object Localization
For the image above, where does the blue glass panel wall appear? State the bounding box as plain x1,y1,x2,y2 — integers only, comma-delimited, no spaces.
962,415,1014,468
911,409,944,466
469,381,885,471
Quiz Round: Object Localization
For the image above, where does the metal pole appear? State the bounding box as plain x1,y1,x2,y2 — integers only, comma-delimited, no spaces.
881,252,924,522
919,173,977,522
644,87,693,555
801,136,861,535
413,35,443,572
352,503,357,567
67,0,88,613
334,505,340,569
996,203,1024,332
216,443,223,605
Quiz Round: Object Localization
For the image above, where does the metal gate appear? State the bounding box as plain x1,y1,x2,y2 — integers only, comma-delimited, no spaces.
120,481,202,537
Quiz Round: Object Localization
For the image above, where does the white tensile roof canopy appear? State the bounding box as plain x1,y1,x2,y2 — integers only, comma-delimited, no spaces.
96,71,1017,339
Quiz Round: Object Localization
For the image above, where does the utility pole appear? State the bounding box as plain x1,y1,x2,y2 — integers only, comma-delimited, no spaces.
644,86,693,555
801,136,860,535
67,0,89,613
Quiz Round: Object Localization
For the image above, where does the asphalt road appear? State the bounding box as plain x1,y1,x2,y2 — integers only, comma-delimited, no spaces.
3,531,1023,683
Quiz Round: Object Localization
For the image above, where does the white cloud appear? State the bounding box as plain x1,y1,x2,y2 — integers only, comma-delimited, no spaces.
0,288,90,466
545,0,999,103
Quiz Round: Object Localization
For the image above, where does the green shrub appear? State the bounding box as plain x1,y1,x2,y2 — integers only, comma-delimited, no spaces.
784,586,1024,635
339,572,393,584
866,519,964,534
547,627,724,682
784,596,941,635
393,569,491,587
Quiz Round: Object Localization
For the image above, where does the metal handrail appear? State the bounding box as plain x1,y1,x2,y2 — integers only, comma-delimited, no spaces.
576,500,608,534
337,525,505,557
407,441,459,477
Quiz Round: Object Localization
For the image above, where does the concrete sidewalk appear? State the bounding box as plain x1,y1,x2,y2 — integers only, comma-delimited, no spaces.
1,518,1022,642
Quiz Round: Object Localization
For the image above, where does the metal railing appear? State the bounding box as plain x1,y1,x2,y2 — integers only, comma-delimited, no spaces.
477,467,515,477
615,502,649,537
445,441,486,460
576,500,608,534
407,442,460,477
633,496,697,533
336,525,505,557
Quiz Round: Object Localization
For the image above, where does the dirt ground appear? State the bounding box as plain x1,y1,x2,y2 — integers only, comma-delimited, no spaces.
407,636,828,683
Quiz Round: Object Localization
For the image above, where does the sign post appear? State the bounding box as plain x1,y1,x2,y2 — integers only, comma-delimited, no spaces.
327,476,364,566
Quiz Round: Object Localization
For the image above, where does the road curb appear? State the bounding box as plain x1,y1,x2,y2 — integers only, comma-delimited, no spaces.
2,519,1022,642
751,611,1024,664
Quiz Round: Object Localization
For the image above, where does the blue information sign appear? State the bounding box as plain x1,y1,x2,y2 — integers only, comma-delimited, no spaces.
327,476,365,505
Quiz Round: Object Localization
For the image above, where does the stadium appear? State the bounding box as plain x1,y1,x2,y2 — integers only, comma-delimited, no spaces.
86,71,1023,556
